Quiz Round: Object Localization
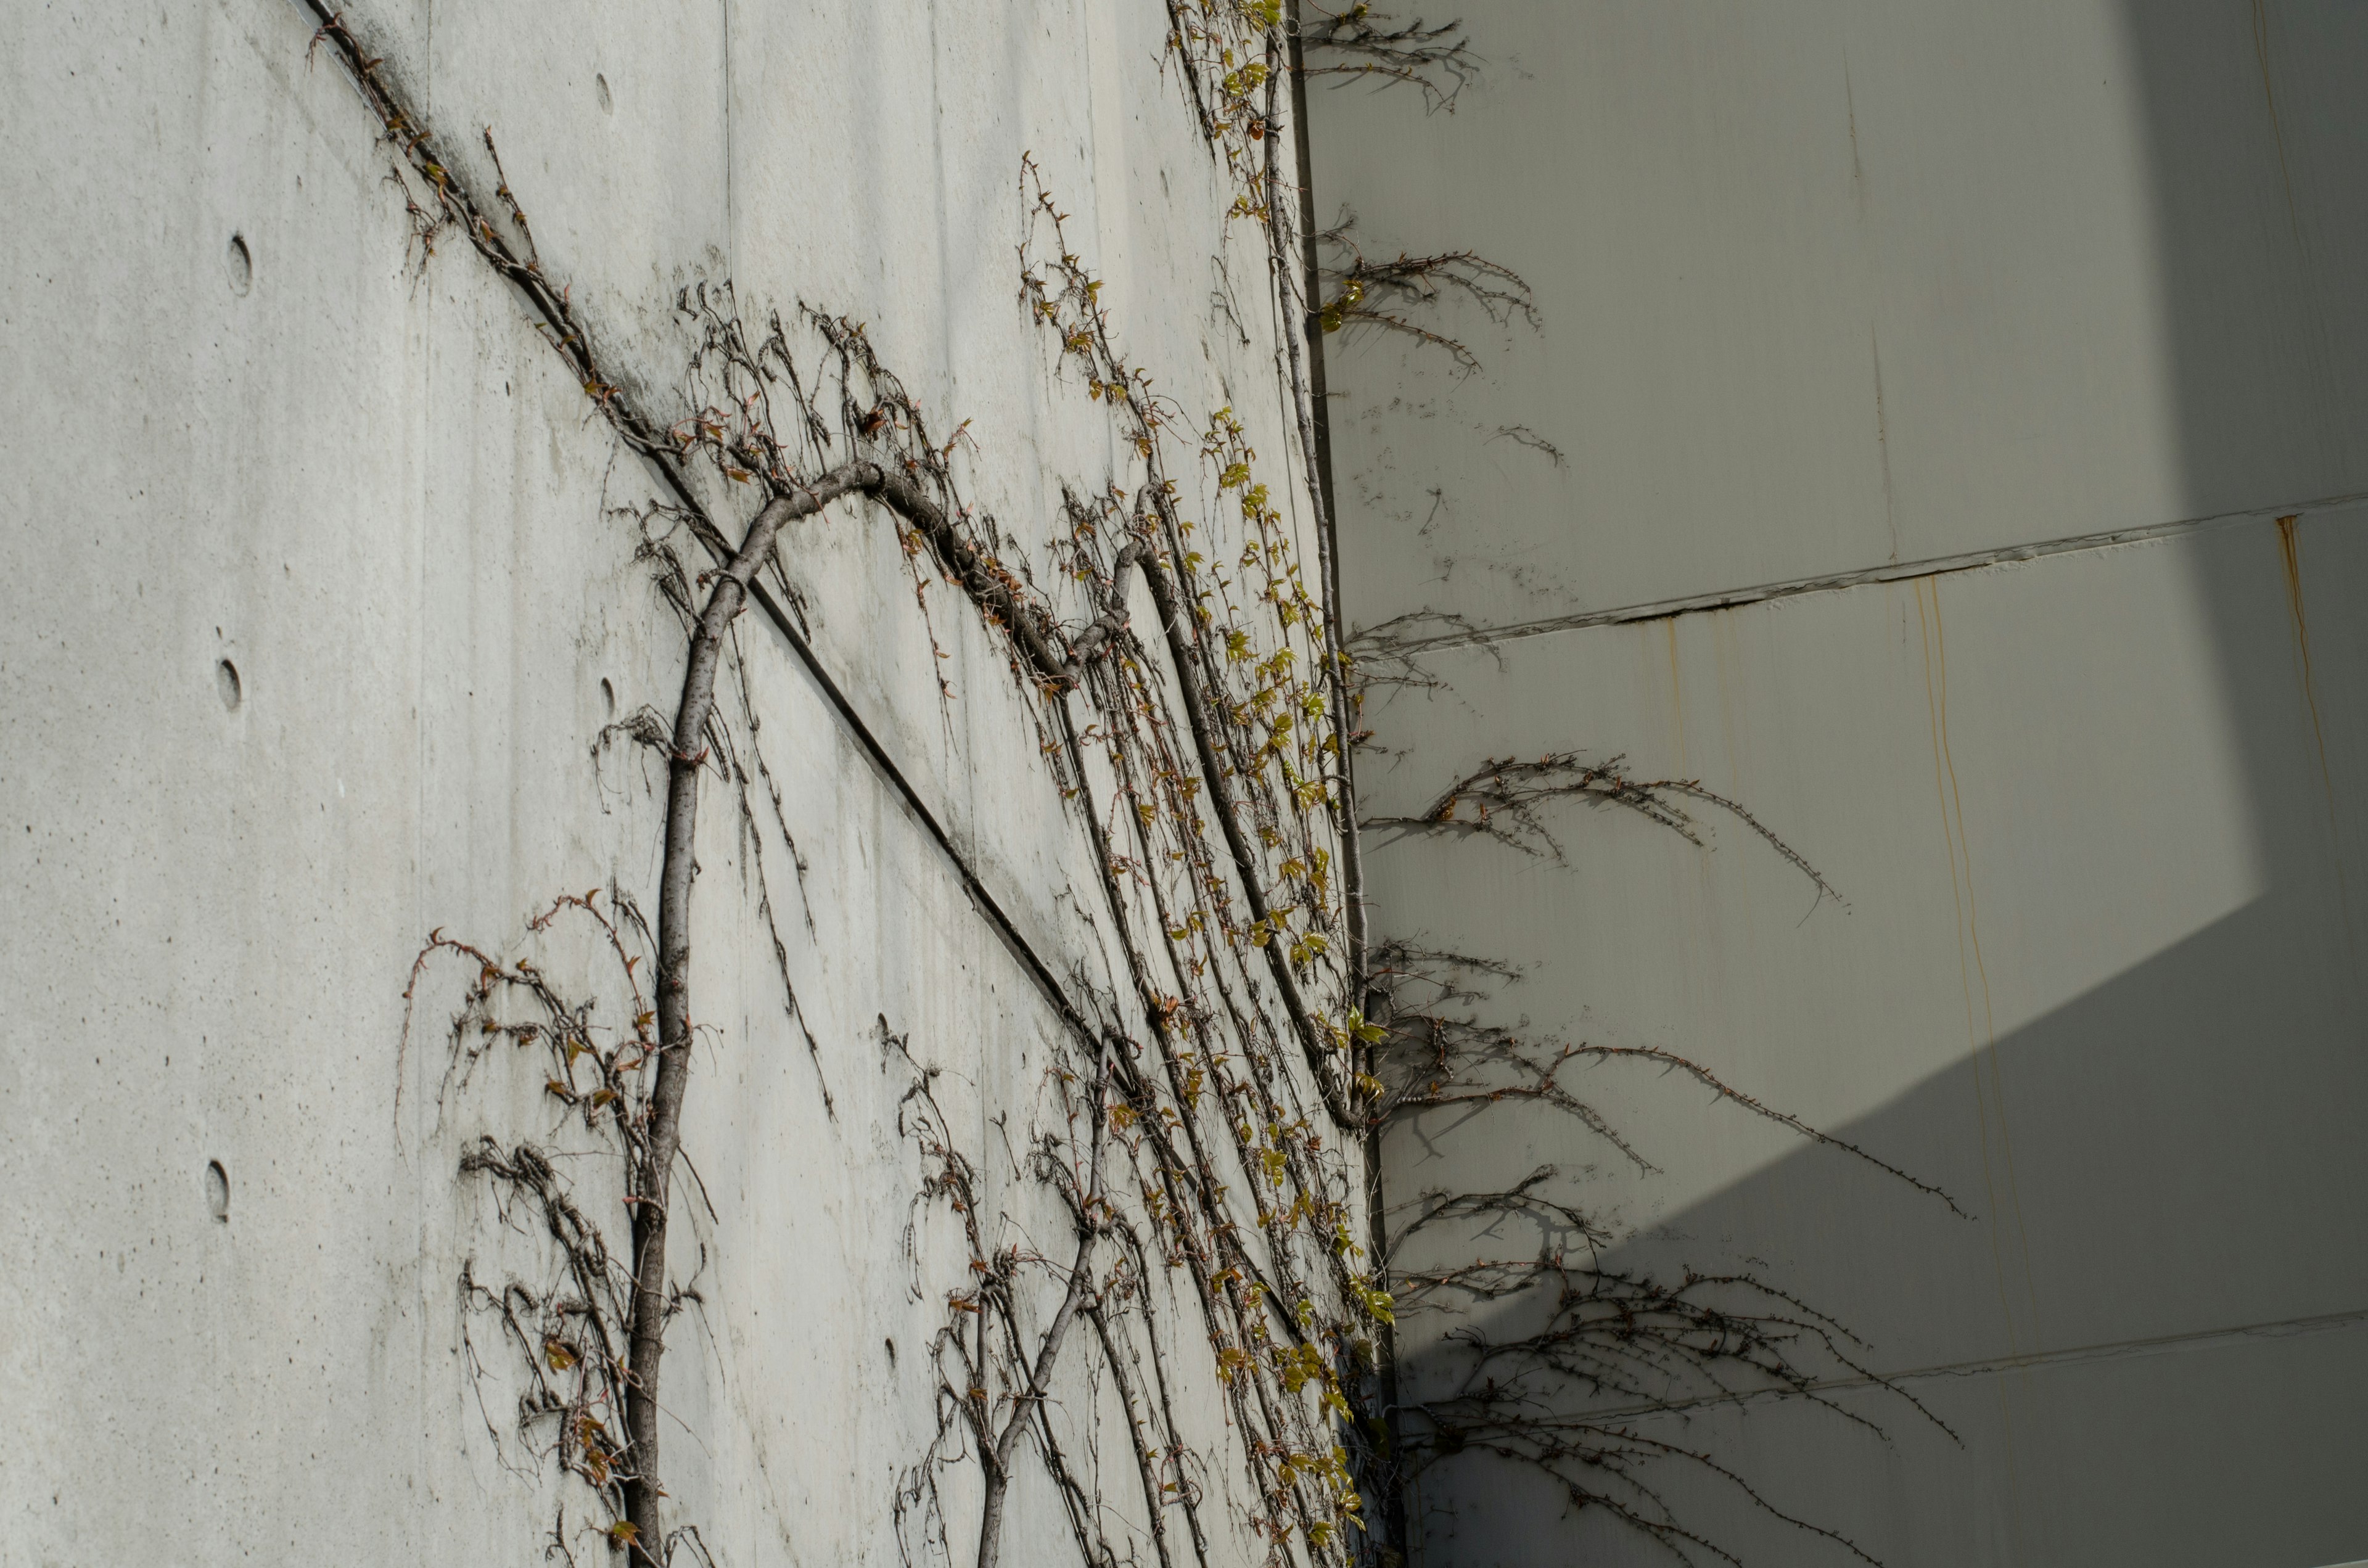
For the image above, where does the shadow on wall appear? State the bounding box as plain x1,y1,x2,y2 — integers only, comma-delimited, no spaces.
1406,850,2368,1566
1398,514,2368,1568
1391,2,2368,1564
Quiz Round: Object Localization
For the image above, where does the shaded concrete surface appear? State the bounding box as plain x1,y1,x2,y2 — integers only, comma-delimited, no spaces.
1371,516,2368,1566
1313,2,2368,1562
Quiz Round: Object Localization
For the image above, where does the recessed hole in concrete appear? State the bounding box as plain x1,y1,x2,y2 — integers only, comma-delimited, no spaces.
600,677,616,716
205,1160,229,1222
216,659,242,712
226,234,252,297
596,74,613,113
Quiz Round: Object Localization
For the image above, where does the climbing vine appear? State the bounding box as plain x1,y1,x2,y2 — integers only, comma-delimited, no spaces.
315,2,1955,1565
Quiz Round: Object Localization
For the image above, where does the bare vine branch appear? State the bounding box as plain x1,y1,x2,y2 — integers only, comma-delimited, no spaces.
1315,216,1537,376
319,4,1959,1565
1300,4,1481,113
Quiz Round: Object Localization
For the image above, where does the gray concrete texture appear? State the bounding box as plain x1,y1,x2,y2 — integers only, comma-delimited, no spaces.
2,2,1335,1564
1312,2,2368,1565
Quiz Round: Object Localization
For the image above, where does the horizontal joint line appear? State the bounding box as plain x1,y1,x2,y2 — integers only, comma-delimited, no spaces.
1567,1303,2368,1424
1372,490,2368,655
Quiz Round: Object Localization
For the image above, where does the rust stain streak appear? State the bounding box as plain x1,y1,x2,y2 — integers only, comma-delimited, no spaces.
1931,587,2043,1340
2253,0,2306,248
2276,514,2336,802
1917,580,2041,1347
1712,614,1743,798
1705,615,1745,912
2275,515,2355,946
1665,618,1688,774
1844,53,1865,207
1916,582,2016,1345
1873,327,1899,562
1915,579,2034,1537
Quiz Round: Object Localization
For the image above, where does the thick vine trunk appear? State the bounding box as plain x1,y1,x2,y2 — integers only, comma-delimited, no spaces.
974,1234,1094,1568
625,472,867,1556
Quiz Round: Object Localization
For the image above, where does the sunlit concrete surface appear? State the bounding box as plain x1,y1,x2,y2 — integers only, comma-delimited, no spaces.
0,2,1323,1564
1315,3,2368,1564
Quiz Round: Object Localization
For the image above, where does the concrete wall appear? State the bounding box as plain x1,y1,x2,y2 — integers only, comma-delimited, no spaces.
1314,3,2368,1565
1,2,1339,1564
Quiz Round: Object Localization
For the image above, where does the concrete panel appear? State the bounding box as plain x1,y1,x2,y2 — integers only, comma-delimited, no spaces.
1365,509,2368,1566
1415,1309,2368,1568
4,2,1339,1566
1310,0,2368,634
419,0,735,403
1317,4,2368,1562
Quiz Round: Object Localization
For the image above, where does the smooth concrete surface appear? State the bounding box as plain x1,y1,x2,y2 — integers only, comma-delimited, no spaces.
1314,0,2368,632
2,2,1325,1564
1314,4,2368,1564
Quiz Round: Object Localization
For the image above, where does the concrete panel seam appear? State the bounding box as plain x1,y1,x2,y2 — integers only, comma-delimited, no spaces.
1570,1305,2368,1423
296,0,1101,1053
1374,488,2368,654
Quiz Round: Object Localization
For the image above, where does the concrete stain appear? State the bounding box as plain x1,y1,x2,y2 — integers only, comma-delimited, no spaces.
1914,579,2041,1345
2276,514,2336,802
1701,615,1753,940
1873,327,1899,562
1843,53,1865,210
1915,575,2037,1544
2275,514,2354,942
1664,618,1688,774
1710,612,1745,803
2252,0,2306,248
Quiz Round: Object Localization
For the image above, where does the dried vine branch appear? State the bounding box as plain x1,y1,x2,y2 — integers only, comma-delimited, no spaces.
320,1,1960,1563
1299,4,1480,112
404,893,665,1559
1315,218,1537,376
339,35,1382,1568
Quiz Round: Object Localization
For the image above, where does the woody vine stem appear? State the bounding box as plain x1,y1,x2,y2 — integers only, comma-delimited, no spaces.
327,3,1956,1565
